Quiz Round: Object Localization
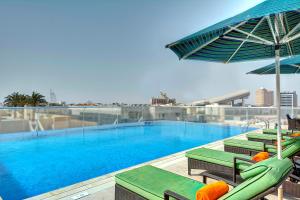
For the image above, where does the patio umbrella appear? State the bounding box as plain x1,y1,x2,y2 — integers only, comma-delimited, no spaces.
248,55,300,74
248,55,300,119
166,1,300,197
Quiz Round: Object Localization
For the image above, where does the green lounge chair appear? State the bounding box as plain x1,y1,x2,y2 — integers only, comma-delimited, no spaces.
115,158,293,200
186,140,300,176
247,132,291,145
263,128,291,135
224,138,298,156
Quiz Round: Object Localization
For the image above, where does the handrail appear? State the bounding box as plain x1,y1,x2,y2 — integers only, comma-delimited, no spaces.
0,105,300,110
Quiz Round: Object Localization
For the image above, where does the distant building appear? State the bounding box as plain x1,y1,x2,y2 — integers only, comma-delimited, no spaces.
255,88,274,107
280,91,298,107
151,92,176,105
50,89,57,104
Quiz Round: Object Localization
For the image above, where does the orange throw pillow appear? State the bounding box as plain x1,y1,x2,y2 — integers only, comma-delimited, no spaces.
290,133,300,137
252,152,269,162
196,181,229,200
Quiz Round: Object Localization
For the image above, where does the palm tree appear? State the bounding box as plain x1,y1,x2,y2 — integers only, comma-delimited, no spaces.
4,92,28,107
4,91,47,107
29,91,47,106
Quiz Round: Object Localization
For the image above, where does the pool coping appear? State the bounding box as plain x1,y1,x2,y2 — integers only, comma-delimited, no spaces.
25,128,260,200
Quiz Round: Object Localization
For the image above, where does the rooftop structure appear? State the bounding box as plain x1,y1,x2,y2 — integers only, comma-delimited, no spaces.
191,90,250,106
151,92,176,105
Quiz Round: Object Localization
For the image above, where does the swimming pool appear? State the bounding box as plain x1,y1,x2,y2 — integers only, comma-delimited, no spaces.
0,121,255,199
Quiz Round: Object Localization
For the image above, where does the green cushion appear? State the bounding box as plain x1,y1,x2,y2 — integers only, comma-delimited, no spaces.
221,158,293,200
224,139,265,151
263,129,290,135
115,165,204,200
247,133,290,141
186,148,252,170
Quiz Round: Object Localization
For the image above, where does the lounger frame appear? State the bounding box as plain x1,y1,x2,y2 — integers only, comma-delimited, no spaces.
247,137,275,145
188,158,233,176
224,144,262,156
115,184,146,200
189,157,257,185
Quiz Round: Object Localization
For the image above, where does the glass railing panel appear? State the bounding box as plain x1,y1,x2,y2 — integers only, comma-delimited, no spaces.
0,105,299,135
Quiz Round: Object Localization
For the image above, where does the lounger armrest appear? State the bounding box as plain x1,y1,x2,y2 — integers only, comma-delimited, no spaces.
200,171,238,187
233,156,255,183
233,156,255,164
164,190,189,200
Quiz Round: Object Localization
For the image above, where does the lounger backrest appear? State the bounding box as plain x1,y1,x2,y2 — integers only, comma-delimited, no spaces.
220,158,293,200
282,140,300,158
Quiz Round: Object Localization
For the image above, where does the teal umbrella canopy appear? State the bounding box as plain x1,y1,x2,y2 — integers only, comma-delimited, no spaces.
166,0,300,63
166,0,300,169
248,56,300,74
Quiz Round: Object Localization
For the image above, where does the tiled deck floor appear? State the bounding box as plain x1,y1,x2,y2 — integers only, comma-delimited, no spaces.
27,132,299,200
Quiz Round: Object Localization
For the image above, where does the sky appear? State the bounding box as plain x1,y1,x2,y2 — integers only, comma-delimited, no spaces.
0,0,299,104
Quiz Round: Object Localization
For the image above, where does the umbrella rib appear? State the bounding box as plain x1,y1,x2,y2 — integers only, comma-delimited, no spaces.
228,26,274,45
222,36,272,45
266,16,277,43
180,21,246,60
290,64,300,68
285,32,300,43
289,64,300,73
226,17,266,63
280,21,300,43
280,13,293,56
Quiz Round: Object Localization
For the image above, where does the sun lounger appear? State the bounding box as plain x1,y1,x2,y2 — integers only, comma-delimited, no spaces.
186,140,300,177
247,132,291,144
224,139,274,155
263,128,291,135
224,138,298,156
115,158,293,200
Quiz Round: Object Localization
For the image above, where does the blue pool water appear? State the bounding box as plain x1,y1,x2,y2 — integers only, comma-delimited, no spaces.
0,121,255,199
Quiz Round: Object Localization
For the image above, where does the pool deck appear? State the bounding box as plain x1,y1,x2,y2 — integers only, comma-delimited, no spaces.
27,129,298,200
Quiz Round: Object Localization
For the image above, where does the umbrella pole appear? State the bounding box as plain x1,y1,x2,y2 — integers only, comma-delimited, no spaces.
275,45,283,199
275,46,282,160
